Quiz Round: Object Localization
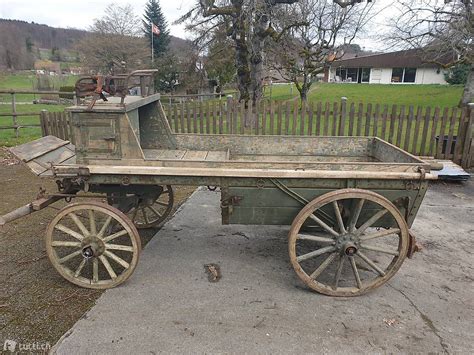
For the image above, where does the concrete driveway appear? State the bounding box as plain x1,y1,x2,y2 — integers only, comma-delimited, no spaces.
54,181,473,354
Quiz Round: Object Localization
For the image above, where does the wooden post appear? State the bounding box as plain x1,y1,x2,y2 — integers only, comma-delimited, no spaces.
11,92,19,138
461,104,473,168
339,97,347,136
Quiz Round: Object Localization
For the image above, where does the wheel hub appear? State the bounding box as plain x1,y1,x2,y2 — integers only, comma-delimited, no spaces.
81,237,105,258
335,233,360,256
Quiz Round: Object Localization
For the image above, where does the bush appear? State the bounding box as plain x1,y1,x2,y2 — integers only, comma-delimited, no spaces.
444,64,470,85
59,85,75,99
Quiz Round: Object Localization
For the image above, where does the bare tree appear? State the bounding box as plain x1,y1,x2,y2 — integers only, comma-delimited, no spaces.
77,3,147,73
177,0,300,103
91,4,142,36
269,0,373,101
386,0,473,106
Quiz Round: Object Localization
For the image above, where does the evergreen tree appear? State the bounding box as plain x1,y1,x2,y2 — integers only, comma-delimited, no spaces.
142,0,170,60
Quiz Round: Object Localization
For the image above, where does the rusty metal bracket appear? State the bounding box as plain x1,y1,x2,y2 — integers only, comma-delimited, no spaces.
407,230,422,258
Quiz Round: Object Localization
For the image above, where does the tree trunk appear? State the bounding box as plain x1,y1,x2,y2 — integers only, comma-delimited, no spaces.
250,12,268,105
460,64,474,107
231,0,251,103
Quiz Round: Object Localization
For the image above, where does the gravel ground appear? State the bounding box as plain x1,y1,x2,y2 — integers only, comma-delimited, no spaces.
0,147,195,348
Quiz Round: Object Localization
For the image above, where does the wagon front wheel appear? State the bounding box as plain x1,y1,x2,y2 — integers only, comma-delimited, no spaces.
288,189,409,297
46,201,141,289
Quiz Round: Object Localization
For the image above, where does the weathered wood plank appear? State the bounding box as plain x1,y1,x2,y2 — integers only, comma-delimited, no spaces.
285,101,291,135
445,108,457,159
323,102,330,136
269,101,275,135
339,100,346,135
396,106,405,148
348,103,355,136
364,103,372,137
380,105,388,141
292,99,298,135
412,106,423,155
428,107,440,156
332,102,339,136
436,107,449,158
388,105,397,144
315,102,321,136
404,105,414,152
277,101,282,135
372,104,380,137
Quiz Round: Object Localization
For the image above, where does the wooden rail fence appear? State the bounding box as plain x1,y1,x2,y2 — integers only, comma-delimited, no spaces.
0,90,75,138
40,99,474,168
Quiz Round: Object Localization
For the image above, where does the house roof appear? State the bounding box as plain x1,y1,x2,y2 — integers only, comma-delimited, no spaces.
331,49,450,68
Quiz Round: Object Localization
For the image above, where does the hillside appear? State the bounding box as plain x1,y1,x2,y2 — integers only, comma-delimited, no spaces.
0,19,190,70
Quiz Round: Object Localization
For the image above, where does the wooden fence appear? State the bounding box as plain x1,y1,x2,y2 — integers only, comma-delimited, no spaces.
40,99,474,168
0,90,75,138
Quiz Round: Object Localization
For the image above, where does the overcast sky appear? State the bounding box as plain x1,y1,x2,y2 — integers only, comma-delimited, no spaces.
0,0,390,51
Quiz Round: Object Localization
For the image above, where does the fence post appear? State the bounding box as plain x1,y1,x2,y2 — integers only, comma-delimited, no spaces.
40,110,48,136
11,92,18,138
461,104,473,168
339,97,347,135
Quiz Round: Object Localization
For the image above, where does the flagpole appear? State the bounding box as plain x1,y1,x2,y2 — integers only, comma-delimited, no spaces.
151,22,154,63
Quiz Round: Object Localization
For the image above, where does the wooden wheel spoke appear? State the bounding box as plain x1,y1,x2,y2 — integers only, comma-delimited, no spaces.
54,224,84,241
58,250,82,264
142,208,150,224
357,251,386,276
297,246,336,262
89,210,97,236
47,202,141,289
102,229,128,243
104,250,130,269
308,214,339,238
92,258,99,283
310,252,337,279
154,201,169,208
99,255,117,279
360,228,400,241
74,259,87,278
360,244,399,256
355,209,388,235
333,255,345,289
69,213,90,237
333,201,346,234
148,206,162,218
348,199,365,232
131,209,138,222
297,234,335,244
52,241,82,248
105,243,134,252
349,256,362,289
97,216,113,239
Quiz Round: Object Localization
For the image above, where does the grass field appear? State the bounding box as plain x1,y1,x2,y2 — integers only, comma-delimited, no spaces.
0,73,77,146
264,83,464,108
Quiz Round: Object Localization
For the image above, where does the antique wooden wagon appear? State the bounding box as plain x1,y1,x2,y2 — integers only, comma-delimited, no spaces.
1,92,436,296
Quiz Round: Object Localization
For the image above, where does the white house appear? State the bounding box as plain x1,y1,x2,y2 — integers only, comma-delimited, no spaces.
326,49,448,85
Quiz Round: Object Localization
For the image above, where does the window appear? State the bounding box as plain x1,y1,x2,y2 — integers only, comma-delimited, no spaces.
361,68,370,82
346,68,358,82
404,68,417,83
391,68,404,83
391,67,417,83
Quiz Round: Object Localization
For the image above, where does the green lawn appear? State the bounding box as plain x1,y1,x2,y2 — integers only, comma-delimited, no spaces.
265,83,464,108
0,72,77,102
0,73,77,145
0,104,68,146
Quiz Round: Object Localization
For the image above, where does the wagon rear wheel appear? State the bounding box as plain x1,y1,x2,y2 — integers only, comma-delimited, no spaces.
127,185,174,229
46,201,141,289
288,189,409,297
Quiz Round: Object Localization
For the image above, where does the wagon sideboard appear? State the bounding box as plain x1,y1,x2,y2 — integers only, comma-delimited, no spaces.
51,95,434,228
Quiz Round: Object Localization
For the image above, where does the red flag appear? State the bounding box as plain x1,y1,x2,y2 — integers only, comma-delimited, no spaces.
151,23,160,36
